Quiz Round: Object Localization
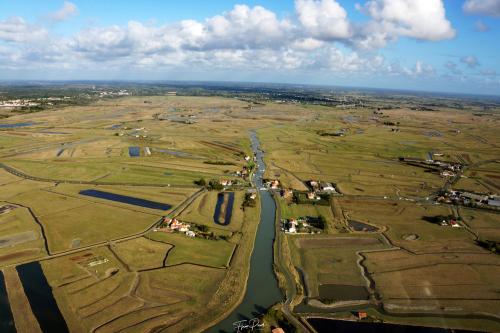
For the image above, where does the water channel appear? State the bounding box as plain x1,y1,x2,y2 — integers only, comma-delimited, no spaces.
16,261,69,332
206,131,283,332
0,271,15,333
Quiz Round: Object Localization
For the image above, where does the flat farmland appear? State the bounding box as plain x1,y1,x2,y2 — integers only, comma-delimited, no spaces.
288,234,387,298
1,94,499,332
364,249,500,315
0,204,47,265
339,199,477,253
177,190,245,233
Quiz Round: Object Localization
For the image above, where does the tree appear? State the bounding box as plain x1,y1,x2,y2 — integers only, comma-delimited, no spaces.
197,225,209,232
194,178,207,187
208,180,223,191
317,215,326,230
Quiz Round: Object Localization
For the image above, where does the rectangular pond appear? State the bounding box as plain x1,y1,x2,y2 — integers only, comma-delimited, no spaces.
0,122,36,128
213,192,235,226
16,261,68,333
0,271,15,333
79,189,172,210
128,146,140,157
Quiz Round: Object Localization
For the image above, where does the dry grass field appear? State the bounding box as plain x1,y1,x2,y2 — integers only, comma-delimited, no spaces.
0,94,499,332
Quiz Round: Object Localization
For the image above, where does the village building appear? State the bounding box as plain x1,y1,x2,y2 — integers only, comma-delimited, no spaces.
270,180,280,189
308,180,319,190
441,170,455,178
220,179,233,187
319,182,336,192
281,188,293,199
357,311,368,320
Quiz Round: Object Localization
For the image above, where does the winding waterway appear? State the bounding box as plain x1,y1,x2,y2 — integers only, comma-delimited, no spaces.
206,131,283,332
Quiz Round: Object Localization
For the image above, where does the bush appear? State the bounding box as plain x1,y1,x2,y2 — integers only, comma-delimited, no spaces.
208,180,224,191
194,178,207,186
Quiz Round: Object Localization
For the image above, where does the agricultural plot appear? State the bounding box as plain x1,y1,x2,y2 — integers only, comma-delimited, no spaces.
213,192,235,226
177,190,246,233
339,199,477,253
364,249,500,316
288,234,387,299
1,94,499,332
0,203,46,266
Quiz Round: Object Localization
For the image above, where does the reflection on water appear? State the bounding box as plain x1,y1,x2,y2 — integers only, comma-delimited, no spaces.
206,131,283,332
17,262,69,333
0,272,15,333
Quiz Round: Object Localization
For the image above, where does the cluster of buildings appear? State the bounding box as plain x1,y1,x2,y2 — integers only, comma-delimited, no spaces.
264,179,280,190
155,217,196,237
307,180,338,194
220,179,234,187
95,90,130,97
439,217,461,228
0,99,40,108
438,190,500,209
281,217,323,234
399,157,463,178
0,204,17,215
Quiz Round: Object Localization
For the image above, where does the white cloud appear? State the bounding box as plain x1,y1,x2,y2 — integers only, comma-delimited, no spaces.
461,55,480,68
386,60,435,77
70,4,293,62
1,1,486,91
474,19,490,31
295,0,352,40
356,0,455,48
0,17,48,43
48,1,78,22
463,0,500,17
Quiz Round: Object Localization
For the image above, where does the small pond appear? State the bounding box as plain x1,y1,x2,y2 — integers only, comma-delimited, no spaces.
128,146,140,157
0,122,36,128
213,192,235,226
348,220,379,232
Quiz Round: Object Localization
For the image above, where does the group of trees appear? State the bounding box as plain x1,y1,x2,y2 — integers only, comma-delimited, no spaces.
194,178,224,191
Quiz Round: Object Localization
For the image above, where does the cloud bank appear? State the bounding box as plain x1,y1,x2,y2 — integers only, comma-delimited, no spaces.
0,0,497,93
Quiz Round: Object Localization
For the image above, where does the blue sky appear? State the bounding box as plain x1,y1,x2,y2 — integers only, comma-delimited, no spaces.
0,0,499,95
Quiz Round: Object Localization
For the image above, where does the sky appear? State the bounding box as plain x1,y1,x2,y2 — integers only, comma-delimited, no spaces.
0,0,499,95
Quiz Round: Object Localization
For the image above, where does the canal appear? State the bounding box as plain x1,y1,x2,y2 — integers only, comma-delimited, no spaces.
0,271,16,333
16,262,69,333
206,131,283,332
